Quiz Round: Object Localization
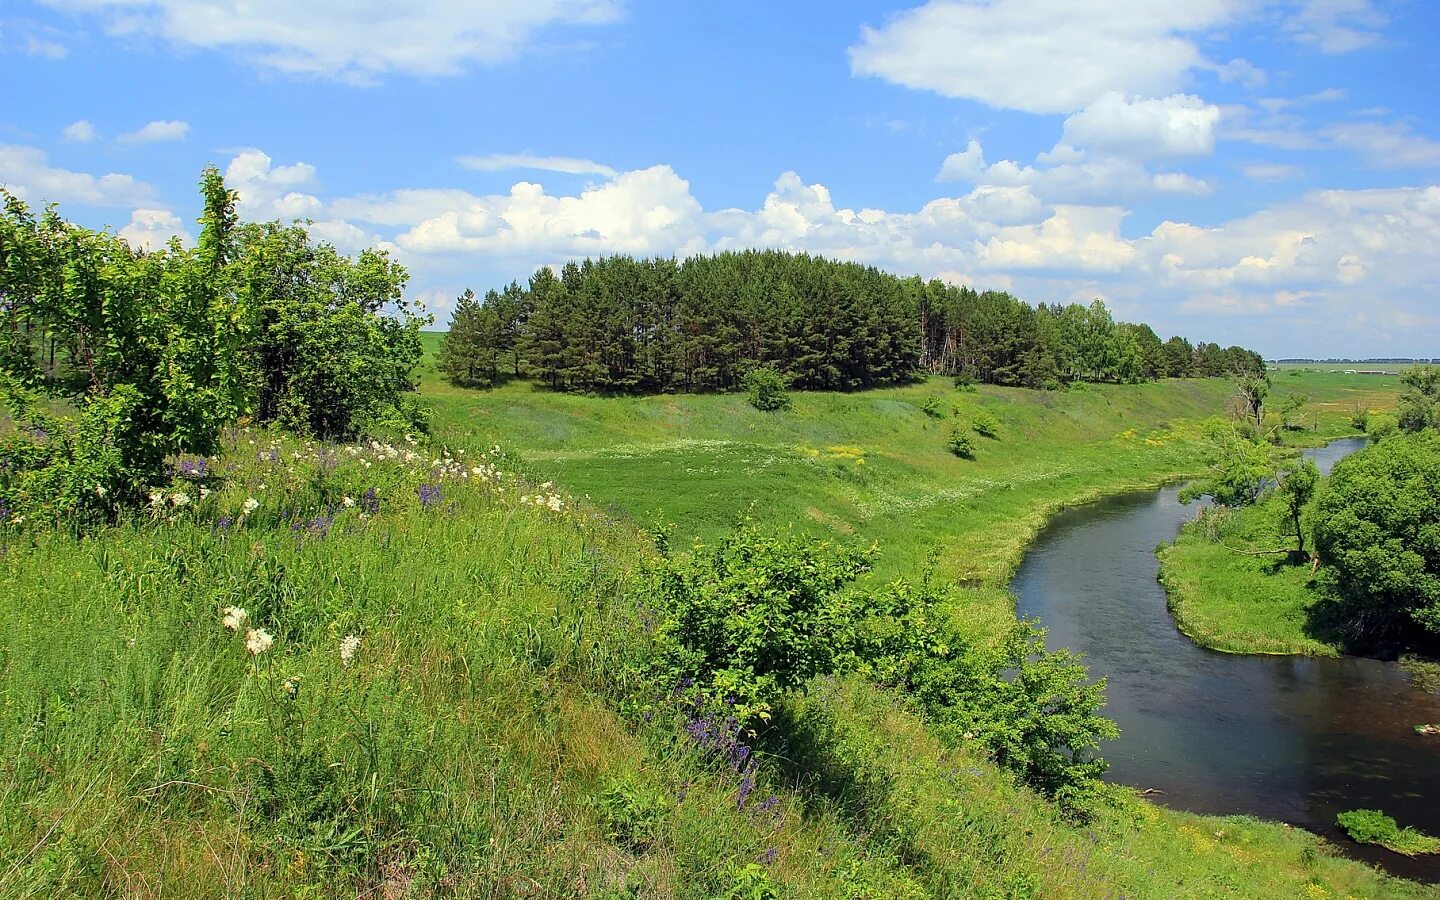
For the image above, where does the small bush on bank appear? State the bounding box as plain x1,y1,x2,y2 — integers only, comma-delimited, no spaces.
744,366,792,412
946,425,976,458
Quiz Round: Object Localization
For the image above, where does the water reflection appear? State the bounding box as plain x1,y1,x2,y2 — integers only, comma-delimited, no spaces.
1012,439,1440,881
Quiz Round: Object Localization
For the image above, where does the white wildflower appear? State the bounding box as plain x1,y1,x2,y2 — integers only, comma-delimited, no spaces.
242,497,259,515
546,495,564,512
149,490,165,508
245,627,274,656
283,676,300,697
221,606,248,631
339,634,361,666
199,487,211,499
170,492,190,507
342,496,355,508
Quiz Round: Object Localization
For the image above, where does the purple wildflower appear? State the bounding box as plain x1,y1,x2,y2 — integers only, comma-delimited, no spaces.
215,516,234,531
361,487,380,515
736,772,756,809
418,484,441,509
757,847,778,867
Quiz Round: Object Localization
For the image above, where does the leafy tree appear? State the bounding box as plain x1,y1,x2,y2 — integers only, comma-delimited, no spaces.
1397,364,1439,433
1233,374,1270,431
1180,420,1278,507
1313,433,1440,645
1,169,249,519
1278,459,1319,554
234,220,426,439
945,424,975,458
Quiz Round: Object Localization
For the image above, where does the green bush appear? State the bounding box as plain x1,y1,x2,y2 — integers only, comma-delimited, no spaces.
1350,404,1370,432
919,395,944,418
1336,809,1440,856
953,373,978,392
645,527,870,725
946,425,975,458
744,366,792,412
599,778,671,853
972,410,1001,438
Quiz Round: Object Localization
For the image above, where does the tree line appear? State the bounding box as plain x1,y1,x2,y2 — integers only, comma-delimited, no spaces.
439,250,1264,394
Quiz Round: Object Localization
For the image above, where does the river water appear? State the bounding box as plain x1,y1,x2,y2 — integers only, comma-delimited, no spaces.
1011,438,1440,881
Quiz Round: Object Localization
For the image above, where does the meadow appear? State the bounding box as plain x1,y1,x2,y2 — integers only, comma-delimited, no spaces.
0,340,1426,898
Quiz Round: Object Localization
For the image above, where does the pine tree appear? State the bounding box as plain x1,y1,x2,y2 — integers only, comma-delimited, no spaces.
437,289,500,387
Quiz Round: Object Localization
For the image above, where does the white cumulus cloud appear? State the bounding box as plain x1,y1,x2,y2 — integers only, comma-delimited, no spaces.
849,0,1243,115
119,207,189,249
39,0,622,81
63,120,97,142
117,120,190,144
1061,92,1221,160
0,144,155,206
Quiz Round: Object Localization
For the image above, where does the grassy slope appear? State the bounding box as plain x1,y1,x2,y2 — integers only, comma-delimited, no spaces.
1158,492,1345,656
0,341,1422,897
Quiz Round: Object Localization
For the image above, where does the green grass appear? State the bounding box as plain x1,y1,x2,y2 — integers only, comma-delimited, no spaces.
1157,493,1345,656
1338,810,1440,857
1,347,1427,897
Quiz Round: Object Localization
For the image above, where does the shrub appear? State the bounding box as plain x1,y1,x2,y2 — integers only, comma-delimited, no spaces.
1350,403,1370,432
1368,413,1398,441
1336,809,1440,856
972,410,1001,438
945,425,975,458
744,366,791,412
919,395,944,418
726,863,780,899
645,528,871,725
953,373,978,392
599,778,671,853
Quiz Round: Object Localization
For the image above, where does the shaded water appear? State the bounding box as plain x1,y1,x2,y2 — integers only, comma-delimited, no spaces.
1012,438,1440,881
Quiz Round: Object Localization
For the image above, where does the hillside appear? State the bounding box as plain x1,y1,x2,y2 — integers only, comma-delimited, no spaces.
0,340,1423,897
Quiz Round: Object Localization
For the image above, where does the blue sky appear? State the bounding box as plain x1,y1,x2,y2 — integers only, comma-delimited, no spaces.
2,0,1437,357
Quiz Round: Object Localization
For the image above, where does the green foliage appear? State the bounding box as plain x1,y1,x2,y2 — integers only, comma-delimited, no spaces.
1179,420,1278,507
1313,432,1440,644
0,170,249,520
599,777,671,853
1396,365,1439,433
1278,458,1320,553
645,527,871,723
745,365,792,412
1351,403,1370,432
918,394,944,418
1369,412,1399,440
436,288,500,388
1336,810,1440,856
946,424,976,458
234,220,428,439
972,409,1001,438
854,578,1118,817
726,863,780,899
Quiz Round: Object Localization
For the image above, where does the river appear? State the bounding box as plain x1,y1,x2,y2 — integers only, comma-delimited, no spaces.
1011,437,1440,881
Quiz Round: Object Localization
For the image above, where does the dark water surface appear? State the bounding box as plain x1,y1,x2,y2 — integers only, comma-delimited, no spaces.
1012,438,1440,881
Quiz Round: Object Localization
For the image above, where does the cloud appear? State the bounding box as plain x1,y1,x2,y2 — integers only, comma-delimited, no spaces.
1323,121,1440,169
224,148,324,220
1241,162,1302,181
935,139,1211,202
62,120,97,142
1285,0,1387,53
0,143,155,206
849,0,1243,114
117,120,190,144
118,207,189,249
40,0,622,82
1060,92,1221,160
457,153,617,177
196,148,1440,354
24,34,69,58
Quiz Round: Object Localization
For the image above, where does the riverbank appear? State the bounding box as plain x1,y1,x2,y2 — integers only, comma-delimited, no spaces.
1158,487,1347,657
